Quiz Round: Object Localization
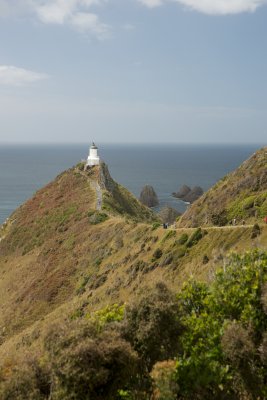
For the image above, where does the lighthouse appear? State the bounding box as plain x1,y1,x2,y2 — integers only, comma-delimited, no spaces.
86,142,100,168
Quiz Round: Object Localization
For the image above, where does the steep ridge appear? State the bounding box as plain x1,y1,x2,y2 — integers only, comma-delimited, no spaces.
0,155,266,370
179,146,267,227
0,163,155,339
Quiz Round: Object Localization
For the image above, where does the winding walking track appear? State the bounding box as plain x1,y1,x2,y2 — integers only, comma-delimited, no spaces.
77,167,263,230
90,180,102,211
77,168,102,211
172,224,256,232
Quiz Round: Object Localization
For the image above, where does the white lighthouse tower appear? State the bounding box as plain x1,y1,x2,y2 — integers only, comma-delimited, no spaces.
86,142,100,168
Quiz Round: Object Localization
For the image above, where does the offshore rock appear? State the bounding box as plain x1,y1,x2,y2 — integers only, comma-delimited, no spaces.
139,185,159,208
173,185,203,203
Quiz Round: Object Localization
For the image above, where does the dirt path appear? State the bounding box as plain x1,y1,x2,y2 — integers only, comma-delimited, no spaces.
171,224,257,232
76,169,102,211
90,181,102,211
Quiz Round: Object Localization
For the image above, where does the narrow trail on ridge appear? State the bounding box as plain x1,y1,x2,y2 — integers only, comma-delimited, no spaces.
76,168,103,211
172,224,256,232
90,181,102,211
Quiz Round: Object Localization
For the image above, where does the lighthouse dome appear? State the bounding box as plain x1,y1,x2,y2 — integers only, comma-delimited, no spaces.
91,142,98,150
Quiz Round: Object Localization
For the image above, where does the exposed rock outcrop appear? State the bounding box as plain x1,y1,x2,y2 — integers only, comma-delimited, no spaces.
173,185,203,203
139,185,159,208
174,185,191,199
99,162,116,194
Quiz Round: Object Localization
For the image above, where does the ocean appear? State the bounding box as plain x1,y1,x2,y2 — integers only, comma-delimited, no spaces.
0,143,262,224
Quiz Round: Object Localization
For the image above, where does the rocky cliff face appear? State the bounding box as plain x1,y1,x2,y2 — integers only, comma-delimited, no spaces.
139,185,159,207
99,162,116,194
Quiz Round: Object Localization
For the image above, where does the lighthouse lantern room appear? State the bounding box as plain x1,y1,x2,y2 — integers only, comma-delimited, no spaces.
86,142,100,168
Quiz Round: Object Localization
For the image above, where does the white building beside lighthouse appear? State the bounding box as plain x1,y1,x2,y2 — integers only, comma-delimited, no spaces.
86,142,100,168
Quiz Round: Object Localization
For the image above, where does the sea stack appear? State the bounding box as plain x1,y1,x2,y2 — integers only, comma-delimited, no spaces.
139,185,159,207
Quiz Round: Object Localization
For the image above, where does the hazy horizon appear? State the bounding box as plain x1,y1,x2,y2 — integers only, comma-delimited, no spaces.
1,0,267,144
0,141,265,146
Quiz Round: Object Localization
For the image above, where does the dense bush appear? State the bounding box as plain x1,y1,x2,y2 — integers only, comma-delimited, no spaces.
123,283,183,370
173,250,267,399
152,248,163,260
1,251,267,400
0,357,50,400
251,223,261,239
186,227,204,248
44,320,137,400
88,211,109,225
150,360,177,400
211,210,228,226
49,332,136,400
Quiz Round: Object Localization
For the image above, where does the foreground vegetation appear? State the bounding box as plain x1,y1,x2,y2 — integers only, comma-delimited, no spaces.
0,151,266,399
1,250,267,399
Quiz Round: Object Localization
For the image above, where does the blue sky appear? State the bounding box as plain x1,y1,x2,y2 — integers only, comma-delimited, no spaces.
0,0,266,143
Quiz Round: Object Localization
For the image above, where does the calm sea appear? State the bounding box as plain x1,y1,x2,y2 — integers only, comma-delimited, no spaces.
0,143,262,224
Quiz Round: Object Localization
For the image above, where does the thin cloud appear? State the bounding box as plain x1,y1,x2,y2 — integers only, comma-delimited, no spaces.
139,0,267,14
139,0,163,7
122,23,136,31
70,12,110,38
0,65,49,86
0,0,109,38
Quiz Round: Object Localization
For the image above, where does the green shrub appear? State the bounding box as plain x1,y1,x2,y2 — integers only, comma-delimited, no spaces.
45,321,137,400
251,223,261,239
0,358,50,400
150,360,178,400
88,211,109,225
221,321,255,367
242,195,256,210
227,193,267,221
153,248,163,260
76,162,85,171
94,257,103,267
177,233,188,245
3,251,267,400
76,275,90,295
152,222,161,231
211,210,228,226
202,255,209,264
176,246,187,259
174,251,267,399
186,228,203,248
87,304,125,331
123,282,183,370
162,230,176,243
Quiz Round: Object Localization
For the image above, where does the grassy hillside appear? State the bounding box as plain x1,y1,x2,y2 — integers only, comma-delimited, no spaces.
0,155,266,399
0,163,156,338
179,146,267,227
